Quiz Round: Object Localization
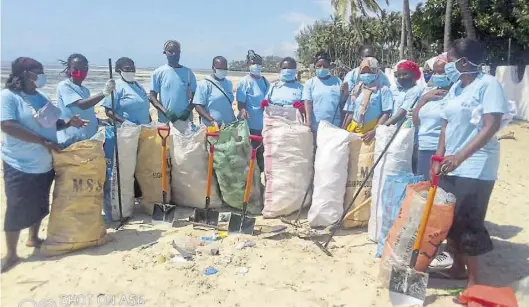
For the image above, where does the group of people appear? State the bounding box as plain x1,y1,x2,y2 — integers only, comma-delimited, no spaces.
1,37,509,291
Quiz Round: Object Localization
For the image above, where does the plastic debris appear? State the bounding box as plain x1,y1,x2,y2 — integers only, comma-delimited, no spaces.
170,256,188,264
157,255,166,264
235,240,255,250
210,248,220,256
204,266,218,276
236,267,249,275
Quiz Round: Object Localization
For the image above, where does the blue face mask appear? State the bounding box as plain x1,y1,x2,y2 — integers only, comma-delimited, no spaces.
359,73,377,85
166,54,180,66
249,64,262,76
423,73,432,83
316,68,330,78
430,74,451,88
280,69,296,82
444,58,480,83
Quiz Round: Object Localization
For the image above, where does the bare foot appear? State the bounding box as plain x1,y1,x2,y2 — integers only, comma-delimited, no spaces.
26,237,44,248
1,255,21,273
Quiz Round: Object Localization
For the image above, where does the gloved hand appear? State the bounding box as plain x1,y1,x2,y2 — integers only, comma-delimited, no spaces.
166,111,179,123
177,109,191,121
102,79,116,97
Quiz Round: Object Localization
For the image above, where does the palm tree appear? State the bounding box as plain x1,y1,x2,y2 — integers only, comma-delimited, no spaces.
444,0,453,51
403,0,414,59
457,0,476,39
331,0,389,20
399,10,406,59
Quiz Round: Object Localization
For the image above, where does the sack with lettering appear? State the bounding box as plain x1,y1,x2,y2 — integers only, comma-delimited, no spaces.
376,173,424,257
378,182,455,286
41,135,108,256
135,125,172,214
102,124,141,221
343,135,375,228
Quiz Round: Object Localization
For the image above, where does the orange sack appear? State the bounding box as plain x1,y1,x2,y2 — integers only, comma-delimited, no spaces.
458,285,518,307
379,181,455,285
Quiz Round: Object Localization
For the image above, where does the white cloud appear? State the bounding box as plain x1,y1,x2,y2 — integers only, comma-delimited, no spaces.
314,0,334,15
281,12,316,34
264,41,298,57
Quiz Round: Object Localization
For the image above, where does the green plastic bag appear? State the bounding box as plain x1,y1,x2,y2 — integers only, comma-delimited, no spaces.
213,120,263,214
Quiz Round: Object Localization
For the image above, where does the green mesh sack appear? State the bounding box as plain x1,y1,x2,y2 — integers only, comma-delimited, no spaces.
213,120,263,214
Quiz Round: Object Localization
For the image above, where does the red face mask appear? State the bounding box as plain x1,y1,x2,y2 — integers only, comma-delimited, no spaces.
70,69,87,82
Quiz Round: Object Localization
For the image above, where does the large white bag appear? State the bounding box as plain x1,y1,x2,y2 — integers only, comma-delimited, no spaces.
308,121,351,227
261,112,313,218
170,125,222,208
368,125,415,241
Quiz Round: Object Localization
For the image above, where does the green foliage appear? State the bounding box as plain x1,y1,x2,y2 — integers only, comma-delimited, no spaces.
228,55,284,73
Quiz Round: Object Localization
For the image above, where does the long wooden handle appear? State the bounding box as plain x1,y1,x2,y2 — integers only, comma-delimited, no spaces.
206,143,214,198
412,184,437,251
161,142,168,196
243,149,257,203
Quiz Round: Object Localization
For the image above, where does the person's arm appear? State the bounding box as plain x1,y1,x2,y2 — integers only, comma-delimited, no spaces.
56,115,90,131
105,108,125,124
148,70,169,115
70,80,114,110
72,93,105,110
102,89,125,123
192,82,216,123
186,70,198,111
412,96,429,126
301,79,313,127
430,119,447,179
236,78,249,119
384,108,406,126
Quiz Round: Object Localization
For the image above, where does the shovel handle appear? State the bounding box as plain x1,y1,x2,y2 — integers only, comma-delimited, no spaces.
157,125,171,145
206,132,219,137
205,140,215,202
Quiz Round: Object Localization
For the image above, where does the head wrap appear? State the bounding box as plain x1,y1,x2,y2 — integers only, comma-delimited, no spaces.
359,57,379,73
11,57,41,77
247,50,262,63
396,60,421,80
436,52,448,64
425,56,437,70
163,40,181,52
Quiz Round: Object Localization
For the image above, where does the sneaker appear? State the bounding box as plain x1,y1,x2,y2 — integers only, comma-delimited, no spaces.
429,251,454,270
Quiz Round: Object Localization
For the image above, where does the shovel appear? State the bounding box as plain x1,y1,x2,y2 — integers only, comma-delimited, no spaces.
388,155,444,306
190,130,220,227
152,125,176,225
227,134,262,235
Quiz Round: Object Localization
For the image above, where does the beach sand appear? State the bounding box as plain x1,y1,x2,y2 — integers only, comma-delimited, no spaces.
1,98,528,305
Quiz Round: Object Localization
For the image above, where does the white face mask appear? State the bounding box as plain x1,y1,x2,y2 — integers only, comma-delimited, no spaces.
214,69,228,79
120,71,136,82
249,64,262,76
33,74,47,88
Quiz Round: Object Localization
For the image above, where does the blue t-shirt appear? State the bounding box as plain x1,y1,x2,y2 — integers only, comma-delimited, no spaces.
391,84,424,114
192,76,235,126
302,76,343,130
102,79,151,125
236,75,270,130
1,89,57,173
56,79,98,146
266,81,303,106
441,74,508,180
343,85,393,124
344,67,391,92
150,64,197,123
417,89,447,151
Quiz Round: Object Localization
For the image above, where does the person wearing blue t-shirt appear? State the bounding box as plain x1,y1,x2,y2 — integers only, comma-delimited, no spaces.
56,53,115,147
343,45,390,93
236,50,270,172
149,40,197,129
430,39,508,291
342,57,392,142
103,57,151,125
1,57,87,272
266,57,303,107
302,52,347,132
193,56,235,127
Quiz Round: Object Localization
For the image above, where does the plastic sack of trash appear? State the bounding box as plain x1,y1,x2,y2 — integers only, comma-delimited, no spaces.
170,125,222,208
261,112,313,218
102,123,141,221
376,173,424,257
379,181,455,286
265,104,304,123
343,135,375,228
368,125,415,242
308,121,351,227
41,135,108,256
213,120,262,214
134,125,172,215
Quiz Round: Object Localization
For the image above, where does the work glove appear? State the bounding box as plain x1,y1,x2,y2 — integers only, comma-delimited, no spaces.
102,79,116,97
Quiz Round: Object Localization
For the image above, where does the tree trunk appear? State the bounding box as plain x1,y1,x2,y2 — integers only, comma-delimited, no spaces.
403,0,414,60
399,7,406,59
457,0,476,39
444,0,453,51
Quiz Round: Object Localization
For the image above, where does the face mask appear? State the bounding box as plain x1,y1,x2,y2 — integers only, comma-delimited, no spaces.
120,71,136,82
71,70,87,82
316,68,330,78
397,78,414,89
280,69,296,82
423,73,432,83
445,58,480,83
33,74,47,88
166,54,180,65
214,69,228,79
249,64,262,76
359,73,377,85
430,74,451,88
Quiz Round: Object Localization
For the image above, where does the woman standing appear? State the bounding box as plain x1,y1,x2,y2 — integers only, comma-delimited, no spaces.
236,50,270,171
431,38,508,291
56,53,115,146
266,57,303,107
193,56,235,127
103,57,151,125
342,57,392,142
1,57,87,272
412,53,452,178
302,52,346,131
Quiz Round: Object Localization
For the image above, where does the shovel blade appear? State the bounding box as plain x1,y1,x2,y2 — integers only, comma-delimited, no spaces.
227,213,256,235
191,208,219,226
388,264,428,306
152,203,176,225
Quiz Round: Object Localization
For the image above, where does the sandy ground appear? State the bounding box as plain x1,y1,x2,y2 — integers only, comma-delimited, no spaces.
1,109,528,305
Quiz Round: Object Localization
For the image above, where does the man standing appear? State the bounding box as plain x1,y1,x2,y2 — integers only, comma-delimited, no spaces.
149,40,197,131
343,45,390,93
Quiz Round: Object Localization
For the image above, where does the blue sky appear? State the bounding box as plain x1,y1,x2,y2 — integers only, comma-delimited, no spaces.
1,0,421,69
